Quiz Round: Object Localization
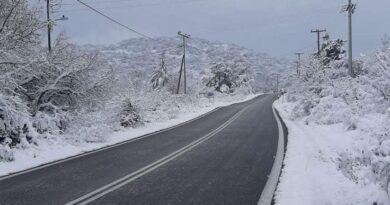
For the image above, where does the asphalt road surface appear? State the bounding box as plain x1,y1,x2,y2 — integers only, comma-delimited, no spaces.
0,94,284,205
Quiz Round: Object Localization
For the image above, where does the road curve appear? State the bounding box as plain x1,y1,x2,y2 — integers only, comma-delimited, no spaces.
0,94,283,205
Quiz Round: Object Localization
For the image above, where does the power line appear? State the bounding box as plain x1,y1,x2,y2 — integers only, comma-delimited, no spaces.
61,0,136,6
61,0,210,12
296,42,316,52
76,0,153,39
278,42,315,58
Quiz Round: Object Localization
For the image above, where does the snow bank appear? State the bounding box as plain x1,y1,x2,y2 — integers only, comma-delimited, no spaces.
274,100,388,205
274,41,390,204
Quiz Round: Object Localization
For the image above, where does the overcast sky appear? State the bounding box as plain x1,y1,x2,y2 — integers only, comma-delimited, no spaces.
51,0,390,57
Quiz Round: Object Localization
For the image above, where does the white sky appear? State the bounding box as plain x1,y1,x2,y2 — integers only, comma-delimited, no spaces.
50,0,390,57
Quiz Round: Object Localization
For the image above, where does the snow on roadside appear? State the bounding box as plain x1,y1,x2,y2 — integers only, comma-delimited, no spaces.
273,99,388,205
0,94,261,177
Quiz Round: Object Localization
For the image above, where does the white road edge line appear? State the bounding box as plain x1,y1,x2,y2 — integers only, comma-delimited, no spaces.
0,107,223,181
257,104,285,205
66,107,248,205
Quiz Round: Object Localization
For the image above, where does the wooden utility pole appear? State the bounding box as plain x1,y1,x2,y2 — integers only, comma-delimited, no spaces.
311,29,326,55
47,0,51,52
295,52,303,78
342,0,356,77
176,31,190,94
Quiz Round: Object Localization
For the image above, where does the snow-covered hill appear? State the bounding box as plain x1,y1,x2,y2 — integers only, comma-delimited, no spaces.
88,37,292,92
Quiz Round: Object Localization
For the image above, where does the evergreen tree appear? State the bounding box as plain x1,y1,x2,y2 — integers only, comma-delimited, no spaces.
151,56,169,90
320,34,346,65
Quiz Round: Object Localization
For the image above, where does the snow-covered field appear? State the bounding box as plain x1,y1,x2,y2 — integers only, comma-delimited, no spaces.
274,99,388,205
0,94,260,177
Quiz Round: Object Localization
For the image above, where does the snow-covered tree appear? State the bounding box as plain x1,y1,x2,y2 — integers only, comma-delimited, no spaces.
151,57,169,90
0,0,43,152
0,0,116,158
320,34,346,65
0,0,43,54
204,61,252,94
365,36,390,101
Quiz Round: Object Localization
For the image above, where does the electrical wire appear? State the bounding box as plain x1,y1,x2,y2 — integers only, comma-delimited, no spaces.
61,0,136,6
76,0,153,39
61,0,208,12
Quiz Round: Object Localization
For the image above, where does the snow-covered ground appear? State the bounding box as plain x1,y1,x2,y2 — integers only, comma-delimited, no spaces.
0,94,261,177
274,98,389,205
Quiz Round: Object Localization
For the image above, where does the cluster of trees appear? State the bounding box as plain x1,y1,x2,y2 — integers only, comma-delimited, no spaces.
298,33,390,104
0,0,116,159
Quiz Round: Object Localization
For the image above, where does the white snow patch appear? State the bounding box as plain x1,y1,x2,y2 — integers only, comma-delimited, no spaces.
274,100,389,205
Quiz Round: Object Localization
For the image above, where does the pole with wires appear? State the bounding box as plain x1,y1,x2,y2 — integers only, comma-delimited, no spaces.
176,31,190,94
46,0,68,53
342,0,356,77
295,52,303,78
276,74,279,96
47,0,51,52
311,29,327,55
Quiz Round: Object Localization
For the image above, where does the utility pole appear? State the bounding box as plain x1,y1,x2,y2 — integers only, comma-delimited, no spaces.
46,0,68,53
276,75,279,94
176,31,190,94
342,0,356,77
295,52,303,78
311,29,327,55
47,0,51,52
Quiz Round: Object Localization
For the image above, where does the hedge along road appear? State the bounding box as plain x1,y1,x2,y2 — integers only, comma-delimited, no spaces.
0,94,286,205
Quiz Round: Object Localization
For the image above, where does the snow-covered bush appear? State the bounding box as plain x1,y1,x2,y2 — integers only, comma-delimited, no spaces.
119,99,143,128
0,94,32,147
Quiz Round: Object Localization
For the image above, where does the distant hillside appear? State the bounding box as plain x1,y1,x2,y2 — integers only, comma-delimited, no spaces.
88,37,292,92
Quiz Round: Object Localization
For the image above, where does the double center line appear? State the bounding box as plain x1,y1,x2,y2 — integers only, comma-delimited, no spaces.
66,107,248,205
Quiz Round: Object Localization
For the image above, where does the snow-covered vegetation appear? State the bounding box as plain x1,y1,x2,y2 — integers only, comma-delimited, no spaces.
94,36,291,93
275,34,390,205
0,0,290,168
